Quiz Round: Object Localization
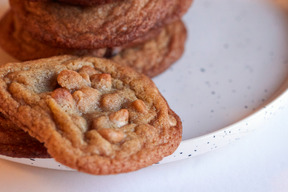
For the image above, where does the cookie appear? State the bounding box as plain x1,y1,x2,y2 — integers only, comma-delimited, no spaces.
29,0,123,6
0,11,107,60
0,113,49,158
10,0,193,49
112,19,187,77
0,11,163,62
0,56,182,174
0,143,47,158
0,11,186,78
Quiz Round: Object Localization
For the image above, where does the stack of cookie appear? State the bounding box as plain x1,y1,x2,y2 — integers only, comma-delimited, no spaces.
0,0,193,77
0,0,193,175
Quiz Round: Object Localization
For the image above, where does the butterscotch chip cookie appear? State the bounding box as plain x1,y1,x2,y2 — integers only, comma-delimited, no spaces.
10,0,193,49
0,11,186,78
0,56,182,174
0,113,49,158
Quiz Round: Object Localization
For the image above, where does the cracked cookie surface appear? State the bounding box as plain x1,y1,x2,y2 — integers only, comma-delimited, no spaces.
0,56,182,174
10,0,192,49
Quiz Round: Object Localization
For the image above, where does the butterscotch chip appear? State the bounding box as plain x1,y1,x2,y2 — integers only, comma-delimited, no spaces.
91,116,111,130
97,128,125,144
131,99,148,113
0,11,187,78
109,109,129,127
51,88,76,113
78,66,101,77
73,88,101,113
101,92,124,112
85,130,114,157
57,70,89,90
0,56,182,174
90,74,112,91
10,0,192,49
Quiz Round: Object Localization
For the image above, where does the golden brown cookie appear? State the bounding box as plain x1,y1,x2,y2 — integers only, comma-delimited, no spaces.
10,0,192,49
0,11,187,78
0,113,49,158
113,19,187,77
0,11,162,62
0,56,182,174
0,11,107,61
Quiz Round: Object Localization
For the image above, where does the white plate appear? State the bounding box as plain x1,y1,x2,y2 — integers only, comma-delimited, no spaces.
1,0,288,170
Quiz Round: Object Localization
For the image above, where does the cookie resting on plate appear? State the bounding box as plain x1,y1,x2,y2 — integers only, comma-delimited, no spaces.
0,56,182,174
0,11,187,78
10,0,192,49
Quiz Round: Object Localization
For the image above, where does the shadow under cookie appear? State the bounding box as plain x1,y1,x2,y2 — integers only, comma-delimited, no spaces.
0,11,187,78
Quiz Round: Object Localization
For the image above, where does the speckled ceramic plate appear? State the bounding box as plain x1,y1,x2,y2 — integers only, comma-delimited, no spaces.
1,0,288,170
